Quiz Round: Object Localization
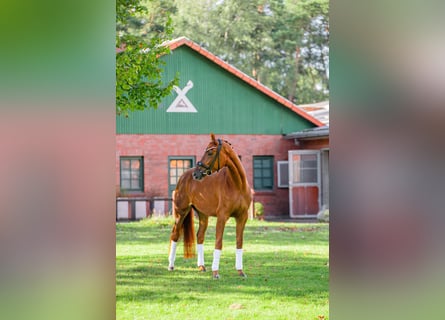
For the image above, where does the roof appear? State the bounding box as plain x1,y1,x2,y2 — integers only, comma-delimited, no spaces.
165,37,324,127
284,125,329,140
298,101,329,126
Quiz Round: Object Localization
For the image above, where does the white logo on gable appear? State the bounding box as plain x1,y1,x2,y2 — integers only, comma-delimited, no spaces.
166,80,197,113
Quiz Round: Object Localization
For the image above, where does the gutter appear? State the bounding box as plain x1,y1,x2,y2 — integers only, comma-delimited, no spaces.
284,126,329,140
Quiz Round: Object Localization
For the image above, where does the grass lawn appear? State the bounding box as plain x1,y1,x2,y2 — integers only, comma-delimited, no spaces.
116,217,329,320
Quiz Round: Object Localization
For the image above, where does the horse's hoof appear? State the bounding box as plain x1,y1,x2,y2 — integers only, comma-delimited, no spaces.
212,271,220,279
168,266,174,271
198,265,207,272
238,270,247,278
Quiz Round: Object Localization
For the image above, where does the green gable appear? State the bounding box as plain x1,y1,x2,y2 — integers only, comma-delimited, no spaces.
116,46,315,134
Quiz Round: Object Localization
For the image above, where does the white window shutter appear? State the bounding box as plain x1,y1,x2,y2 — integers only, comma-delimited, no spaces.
277,161,289,188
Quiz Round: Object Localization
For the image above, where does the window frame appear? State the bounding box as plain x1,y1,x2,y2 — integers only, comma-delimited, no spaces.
120,156,144,193
168,156,195,190
289,151,320,186
253,155,274,191
277,160,289,188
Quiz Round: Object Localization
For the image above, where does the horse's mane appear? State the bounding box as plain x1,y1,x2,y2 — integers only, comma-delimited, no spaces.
222,140,249,190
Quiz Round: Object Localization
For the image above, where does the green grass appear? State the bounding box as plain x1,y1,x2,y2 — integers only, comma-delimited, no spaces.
116,217,329,320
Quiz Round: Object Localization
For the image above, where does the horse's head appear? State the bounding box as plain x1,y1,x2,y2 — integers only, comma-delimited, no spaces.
193,133,231,180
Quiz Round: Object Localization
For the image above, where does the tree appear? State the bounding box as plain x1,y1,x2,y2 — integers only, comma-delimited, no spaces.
173,0,275,83
171,0,329,105
116,0,178,117
270,0,329,104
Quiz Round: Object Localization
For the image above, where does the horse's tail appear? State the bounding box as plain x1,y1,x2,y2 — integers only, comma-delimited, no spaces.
183,210,196,258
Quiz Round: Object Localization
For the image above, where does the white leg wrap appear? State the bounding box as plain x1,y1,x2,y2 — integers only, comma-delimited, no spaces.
236,248,243,270
197,244,205,266
168,241,177,268
212,249,222,271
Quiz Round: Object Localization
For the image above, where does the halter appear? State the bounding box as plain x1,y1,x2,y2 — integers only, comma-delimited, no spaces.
194,139,223,180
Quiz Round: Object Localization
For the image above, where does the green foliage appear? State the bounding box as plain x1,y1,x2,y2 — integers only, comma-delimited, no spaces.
254,201,264,217
116,218,329,319
116,0,178,117
170,0,329,104
317,208,329,222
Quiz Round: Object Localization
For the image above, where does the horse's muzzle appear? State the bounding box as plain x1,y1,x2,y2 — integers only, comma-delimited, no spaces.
193,168,210,180
193,169,204,180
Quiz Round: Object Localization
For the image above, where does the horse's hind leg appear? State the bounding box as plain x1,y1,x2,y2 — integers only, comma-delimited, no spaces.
235,214,248,278
196,213,208,272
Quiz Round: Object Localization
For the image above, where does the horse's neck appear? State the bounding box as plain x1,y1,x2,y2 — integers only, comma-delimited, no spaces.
226,152,248,190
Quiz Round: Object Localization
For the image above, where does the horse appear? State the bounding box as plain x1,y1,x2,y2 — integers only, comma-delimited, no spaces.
168,133,252,279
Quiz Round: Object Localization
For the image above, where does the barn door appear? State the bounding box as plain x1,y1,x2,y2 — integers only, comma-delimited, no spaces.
320,149,329,210
288,150,321,218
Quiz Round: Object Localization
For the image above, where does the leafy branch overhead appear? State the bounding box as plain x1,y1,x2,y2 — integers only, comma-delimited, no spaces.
116,0,178,117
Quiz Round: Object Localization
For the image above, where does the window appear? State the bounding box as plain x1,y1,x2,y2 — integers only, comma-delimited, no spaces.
168,157,194,186
277,161,289,188
253,156,274,190
120,157,144,192
291,153,318,184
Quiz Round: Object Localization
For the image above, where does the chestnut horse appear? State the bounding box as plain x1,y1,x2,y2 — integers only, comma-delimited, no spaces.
168,133,252,279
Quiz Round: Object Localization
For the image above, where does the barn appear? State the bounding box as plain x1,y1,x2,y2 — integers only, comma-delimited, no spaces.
116,37,329,220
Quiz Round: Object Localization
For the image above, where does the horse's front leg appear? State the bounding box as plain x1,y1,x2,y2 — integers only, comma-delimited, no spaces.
212,215,228,279
168,211,186,271
235,214,248,278
196,213,209,272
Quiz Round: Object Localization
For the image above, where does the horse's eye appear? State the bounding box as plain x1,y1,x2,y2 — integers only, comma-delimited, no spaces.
207,151,213,156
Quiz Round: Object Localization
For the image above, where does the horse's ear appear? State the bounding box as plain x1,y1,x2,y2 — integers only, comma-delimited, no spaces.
210,133,216,144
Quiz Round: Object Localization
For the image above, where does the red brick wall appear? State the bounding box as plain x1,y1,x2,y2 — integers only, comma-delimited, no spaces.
116,134,299,217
